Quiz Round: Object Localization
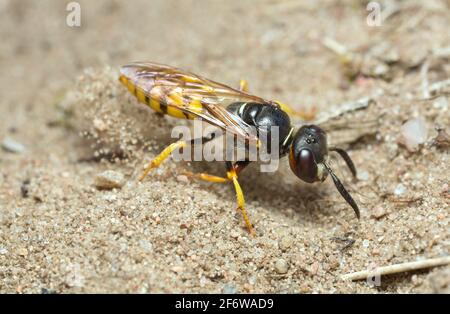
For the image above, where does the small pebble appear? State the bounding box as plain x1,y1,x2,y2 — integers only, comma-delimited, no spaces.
442,183,449,194
40,288,57,294
373,63,389,77
171,266,184,273
2,137,26,154
223,283,238,294
274,258,289,274
299,284,311,293
328,257,340,270
398,117,428,152
411,274,421,286
357,170,369,181
433,96,448,110
93,118,107,132
386,142,399,159
279,236,293,251
64,265,85,288
180,223,190,230
308,262,319,275
176,175,189,184
230,230,240,239
17,247,28,257
433,128,450,148
94,170,125,189
139,239,153,252
102,194,117,202
371,206,387,219
382,49,400,64
362,239,370,248
0,247,8,255
385,250,394,261
394,184,406,196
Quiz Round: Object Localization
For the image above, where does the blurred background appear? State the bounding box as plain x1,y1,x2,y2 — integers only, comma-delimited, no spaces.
0,0,449,293
1,0,449,131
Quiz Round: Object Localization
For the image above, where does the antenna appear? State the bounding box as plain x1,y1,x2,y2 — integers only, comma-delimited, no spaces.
329,147,357,178
323,162,360,219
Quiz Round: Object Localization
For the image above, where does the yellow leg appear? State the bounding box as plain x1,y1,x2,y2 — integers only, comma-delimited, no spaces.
274,100,317,121
185,167,255,235
139,141,187,181
227,169,255,236
183,171,228,183
239,79,249,92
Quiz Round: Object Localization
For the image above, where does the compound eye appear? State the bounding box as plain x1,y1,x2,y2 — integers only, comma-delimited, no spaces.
289,148,318,183
298,149,318,183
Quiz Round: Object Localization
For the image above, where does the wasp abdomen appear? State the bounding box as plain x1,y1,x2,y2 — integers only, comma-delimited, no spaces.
119,67,202,119
119,74,164,113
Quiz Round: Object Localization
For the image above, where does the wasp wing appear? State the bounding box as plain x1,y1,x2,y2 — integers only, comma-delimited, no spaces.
120,62,271,142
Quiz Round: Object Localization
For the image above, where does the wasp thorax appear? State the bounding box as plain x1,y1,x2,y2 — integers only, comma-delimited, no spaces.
289,125,329,183
227,102,293,155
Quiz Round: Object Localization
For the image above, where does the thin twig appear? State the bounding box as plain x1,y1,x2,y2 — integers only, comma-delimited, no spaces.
341,256,450,281
262,0,310,14
420,60,430,99
331,236,356,252
433,46,450,59
322,37,350,56
314,96,375,125
428,78,450,95
381,0,401,22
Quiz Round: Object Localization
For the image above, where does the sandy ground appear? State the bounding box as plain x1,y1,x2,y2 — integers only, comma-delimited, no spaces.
0,0,449,293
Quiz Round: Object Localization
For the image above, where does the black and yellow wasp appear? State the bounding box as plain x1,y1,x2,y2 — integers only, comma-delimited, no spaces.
119,62,360,235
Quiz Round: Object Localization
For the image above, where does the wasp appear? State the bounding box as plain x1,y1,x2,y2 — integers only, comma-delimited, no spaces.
119,62,360,235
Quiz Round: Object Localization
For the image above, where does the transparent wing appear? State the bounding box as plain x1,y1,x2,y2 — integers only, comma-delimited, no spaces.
120,62,272,142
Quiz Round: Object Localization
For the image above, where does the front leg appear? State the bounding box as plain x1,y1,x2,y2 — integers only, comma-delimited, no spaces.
273,100,317,121
238,80,315,121
239,79,249,92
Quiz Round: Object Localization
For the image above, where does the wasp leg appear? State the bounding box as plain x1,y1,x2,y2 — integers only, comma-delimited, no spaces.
183,171,228,183
239,79,249,92
233,160,251,176
226,161,255,235
183,160,250,184
139,141,187,181
274,100,317,121
183,160,253,234
139,133,217,181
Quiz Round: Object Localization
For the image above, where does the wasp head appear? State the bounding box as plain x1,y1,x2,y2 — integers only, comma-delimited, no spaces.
288,125,328,183
288,125,360,219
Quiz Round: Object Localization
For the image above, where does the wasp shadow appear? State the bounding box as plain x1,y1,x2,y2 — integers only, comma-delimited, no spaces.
185,159,336,225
